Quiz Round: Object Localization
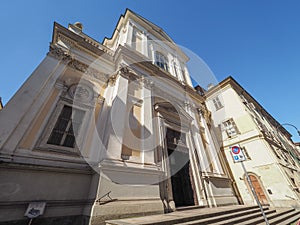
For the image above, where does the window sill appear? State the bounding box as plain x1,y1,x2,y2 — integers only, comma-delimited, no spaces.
34,145,81,156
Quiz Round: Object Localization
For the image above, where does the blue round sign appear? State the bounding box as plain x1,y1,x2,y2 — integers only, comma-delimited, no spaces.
232,146,240,154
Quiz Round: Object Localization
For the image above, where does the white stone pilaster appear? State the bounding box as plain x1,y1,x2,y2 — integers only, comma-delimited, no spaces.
126,21,134,48
106,74,129,159
141,82,155,164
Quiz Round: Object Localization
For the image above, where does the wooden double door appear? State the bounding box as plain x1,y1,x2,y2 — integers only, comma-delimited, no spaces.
249,175,268,205
168,149,195,207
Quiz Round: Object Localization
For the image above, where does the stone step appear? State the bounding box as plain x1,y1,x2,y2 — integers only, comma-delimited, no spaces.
176,205,206,211
237,208,298,225
106,206,299,225
176,207,272,225
268,210,299,225
213,209,276,225
106,205,264,225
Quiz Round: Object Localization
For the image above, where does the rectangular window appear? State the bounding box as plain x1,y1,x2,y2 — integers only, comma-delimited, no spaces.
242,147,251,160
47,105,84,148
223,119,238,137
212,96,223,110
173,61,178,78
155,52,169,72
132,28,143,53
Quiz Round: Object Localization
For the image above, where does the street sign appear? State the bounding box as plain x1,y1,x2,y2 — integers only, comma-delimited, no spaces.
24,202,46,219
229,144,269,224
230,145,246,162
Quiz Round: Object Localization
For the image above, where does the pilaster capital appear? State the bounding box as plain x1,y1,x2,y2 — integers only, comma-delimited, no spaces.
48,45,72,63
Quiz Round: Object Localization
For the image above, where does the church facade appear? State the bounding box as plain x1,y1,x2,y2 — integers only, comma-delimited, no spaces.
0,9,238,225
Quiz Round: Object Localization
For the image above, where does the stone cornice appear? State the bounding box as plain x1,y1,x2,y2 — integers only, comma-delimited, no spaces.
52,22,114,58
68,58,109,82
48,45,109,83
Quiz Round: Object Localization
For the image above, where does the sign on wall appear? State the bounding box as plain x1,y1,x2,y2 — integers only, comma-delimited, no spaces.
230,145,246,162
24,202,46,219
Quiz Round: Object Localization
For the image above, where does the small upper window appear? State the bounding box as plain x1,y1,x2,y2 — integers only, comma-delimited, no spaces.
212,96,223,110
155,52,169,72
47,105,85,148
132,28,143,53
223,118,239,137
173,61,178,78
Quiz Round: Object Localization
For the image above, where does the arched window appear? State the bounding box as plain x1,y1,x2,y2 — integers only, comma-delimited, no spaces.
155,52,169,72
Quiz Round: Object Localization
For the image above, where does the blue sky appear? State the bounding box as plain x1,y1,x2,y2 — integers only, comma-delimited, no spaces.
1,0,299,141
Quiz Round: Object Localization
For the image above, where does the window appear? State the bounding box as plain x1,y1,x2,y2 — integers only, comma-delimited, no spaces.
132,28,143,52
47,105,85,148
212,96,223,110
223,119,239,137
173,61,178,78
241,147,251,160
155,52,169,72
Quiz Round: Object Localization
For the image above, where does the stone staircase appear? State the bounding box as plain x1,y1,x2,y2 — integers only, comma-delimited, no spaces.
106,205,300,225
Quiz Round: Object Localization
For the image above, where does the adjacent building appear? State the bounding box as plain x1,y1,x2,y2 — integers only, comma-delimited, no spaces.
0,97,3,110
0,9,238,225
205,76,300,208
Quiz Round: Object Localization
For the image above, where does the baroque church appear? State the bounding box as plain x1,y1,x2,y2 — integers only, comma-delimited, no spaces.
0,9,239,224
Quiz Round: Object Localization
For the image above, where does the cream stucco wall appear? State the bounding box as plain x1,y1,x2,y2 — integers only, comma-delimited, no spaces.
206,81,300,208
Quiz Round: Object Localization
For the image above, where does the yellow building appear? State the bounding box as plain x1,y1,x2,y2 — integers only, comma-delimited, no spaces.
206,76,300,208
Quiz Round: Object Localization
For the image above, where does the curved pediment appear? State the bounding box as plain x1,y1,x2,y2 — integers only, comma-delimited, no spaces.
154,102,194,125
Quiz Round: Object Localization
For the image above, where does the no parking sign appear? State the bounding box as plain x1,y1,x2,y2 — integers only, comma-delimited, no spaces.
230,145,246,162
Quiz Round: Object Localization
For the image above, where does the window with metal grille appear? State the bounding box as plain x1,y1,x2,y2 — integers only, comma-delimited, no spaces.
212,96,223,110
47,105,84,148
223,119,239,137
155,52,169,72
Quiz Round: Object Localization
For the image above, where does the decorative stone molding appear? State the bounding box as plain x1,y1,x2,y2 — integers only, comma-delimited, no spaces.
108,74,118,86
118,66,130,78
68,59,108,81
118,64,139,80
197,104,212,125
68,84,94,103
142,77,154,89
97,95,105,104
48,45,108,82
54,79,67,91
48,45,72,63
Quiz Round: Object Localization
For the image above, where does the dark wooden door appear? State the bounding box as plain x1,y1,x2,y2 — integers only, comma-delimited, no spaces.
249,175,268,205
168,149,195,207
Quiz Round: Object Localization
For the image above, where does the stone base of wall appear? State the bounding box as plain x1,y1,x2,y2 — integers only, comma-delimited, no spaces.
212,196,240,206
0,215,90,225
271,199,300,209
91,199,164,225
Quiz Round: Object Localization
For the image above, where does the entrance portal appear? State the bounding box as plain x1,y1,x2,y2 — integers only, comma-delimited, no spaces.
249,175,268,205
167,129,195,207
